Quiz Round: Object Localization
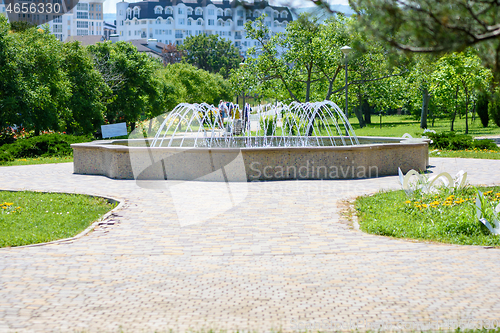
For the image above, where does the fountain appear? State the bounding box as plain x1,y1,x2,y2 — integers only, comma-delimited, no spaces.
72,101,429,181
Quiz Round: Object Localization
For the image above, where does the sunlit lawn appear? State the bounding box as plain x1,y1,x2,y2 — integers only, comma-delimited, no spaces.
0,191,115,248
0,156,73,166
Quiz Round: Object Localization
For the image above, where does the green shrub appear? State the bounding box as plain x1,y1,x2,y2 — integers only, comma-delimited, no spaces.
489,89,500,127
427,131,498,150
0,134,92,162
476,92,489,128
0,128,16,147
260,115,277,136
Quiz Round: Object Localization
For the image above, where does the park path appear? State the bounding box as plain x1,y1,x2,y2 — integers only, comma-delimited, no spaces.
1,158,500,332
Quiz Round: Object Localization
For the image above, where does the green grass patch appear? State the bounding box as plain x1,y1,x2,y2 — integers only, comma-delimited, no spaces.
430,149,500,160
355,186,500,246
0,156,74,166
0,191,116,248
348,115,500,137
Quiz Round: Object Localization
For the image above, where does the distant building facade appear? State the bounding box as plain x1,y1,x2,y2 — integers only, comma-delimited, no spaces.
115,0,292,55
0,0,105,42
103,21,117,40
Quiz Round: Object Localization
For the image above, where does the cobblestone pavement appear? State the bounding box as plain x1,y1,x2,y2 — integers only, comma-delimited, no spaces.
1,158,500,333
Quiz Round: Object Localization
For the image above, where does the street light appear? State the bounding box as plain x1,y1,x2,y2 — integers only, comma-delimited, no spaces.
340,46,352,135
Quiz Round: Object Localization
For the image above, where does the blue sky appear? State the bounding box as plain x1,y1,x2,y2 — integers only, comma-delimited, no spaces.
104,0,349,14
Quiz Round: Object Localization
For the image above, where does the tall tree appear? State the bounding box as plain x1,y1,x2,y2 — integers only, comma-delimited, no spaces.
62,42,108,134
179,34,241,78
162,63,231,105
432,49,492,133
0,19,70,135
88,41,167,130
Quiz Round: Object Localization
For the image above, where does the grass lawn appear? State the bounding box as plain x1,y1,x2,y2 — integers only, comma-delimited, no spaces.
348,114,500,137
0,191,115,248
430,149,500,160
0,156,73,166
355,186,500,246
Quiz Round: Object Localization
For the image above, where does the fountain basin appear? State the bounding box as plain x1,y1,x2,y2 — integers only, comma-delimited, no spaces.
72,136,429,181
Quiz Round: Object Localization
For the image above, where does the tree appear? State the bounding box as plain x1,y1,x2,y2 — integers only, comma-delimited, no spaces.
237,13,407,127
62,42,108,134
490,89,500,127
241,14,348,103
432,49,492,133
88,41,167,130
0,19,70,135
161,43,183,66
162,63,232,105
312,0,500,85
179,34,241,78
476,92,489,127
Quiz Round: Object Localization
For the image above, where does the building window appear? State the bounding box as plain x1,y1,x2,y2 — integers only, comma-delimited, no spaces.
76,21,88,28
195,8,202,15
237,19,243,26
197,19,203,25
187,8,193,15
129,31,131,36
217,19,222,26
217,8,223,16
167,18,173,25
208,19,214,25
187,19,192,26
225,20,231,27
76,12,88,19
178,8,183,14
165,7,173,14
280,11,287,18
237,10,243,16
208,9,214,15
154,7,162,14
225,9,232,16
76,3,88,10
179,18,185,25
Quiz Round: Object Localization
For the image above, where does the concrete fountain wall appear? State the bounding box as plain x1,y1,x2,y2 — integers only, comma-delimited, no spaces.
71,136,429,181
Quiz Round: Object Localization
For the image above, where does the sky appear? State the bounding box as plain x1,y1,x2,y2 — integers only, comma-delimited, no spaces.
104,0,349,14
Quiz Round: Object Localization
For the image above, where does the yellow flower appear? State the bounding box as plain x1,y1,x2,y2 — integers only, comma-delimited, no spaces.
484,190,493,195
405,200,412,204
422,204,428,208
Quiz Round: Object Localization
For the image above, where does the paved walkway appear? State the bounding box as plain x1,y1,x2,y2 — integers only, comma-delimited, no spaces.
1,158,500,333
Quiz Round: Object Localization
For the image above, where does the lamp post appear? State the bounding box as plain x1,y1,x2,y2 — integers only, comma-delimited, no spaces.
239,61,246,109
340,46,352,135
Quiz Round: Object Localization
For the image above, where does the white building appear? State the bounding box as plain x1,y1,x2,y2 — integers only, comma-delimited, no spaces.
115,0,292,55
0,0,105,42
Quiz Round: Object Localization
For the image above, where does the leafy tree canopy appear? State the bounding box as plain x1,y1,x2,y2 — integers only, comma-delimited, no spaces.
179,34,241,78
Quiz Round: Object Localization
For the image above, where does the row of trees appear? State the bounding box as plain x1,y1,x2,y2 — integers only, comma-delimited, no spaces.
226,13,500,132
0,16,231,136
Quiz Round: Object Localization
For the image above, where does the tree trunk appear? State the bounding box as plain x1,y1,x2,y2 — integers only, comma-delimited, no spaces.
362,99,371,124
465,88,469,134
451,85,459,131
420,87,430,129
353,105,366,128
305,66,312,103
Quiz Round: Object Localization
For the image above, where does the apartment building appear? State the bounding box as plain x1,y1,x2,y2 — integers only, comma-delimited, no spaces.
0,0,105,42
115,0,292,55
